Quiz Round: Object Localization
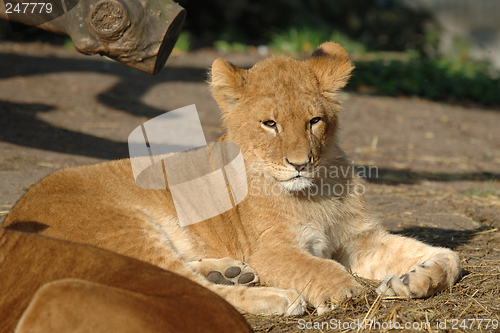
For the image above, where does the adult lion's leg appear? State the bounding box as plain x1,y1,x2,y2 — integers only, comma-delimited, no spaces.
0,229,252,333
345,226,461,298
16,279,251,333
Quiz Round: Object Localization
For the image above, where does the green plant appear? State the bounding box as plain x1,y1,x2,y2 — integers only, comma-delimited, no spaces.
176,0,432,53
268,27,367,56
330,30,367,54
213,40,248,53
268,27,329,55
348,56,500,105
64,37,74,50
173,32,191,53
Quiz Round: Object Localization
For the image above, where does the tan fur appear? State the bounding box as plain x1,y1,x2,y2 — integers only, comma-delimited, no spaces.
3,42,460,316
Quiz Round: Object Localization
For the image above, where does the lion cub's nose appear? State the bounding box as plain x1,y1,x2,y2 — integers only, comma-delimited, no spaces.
285,157,311,172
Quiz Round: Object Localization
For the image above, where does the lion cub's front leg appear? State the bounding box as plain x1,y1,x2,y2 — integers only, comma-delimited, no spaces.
347,228,460,298
247,235,363,315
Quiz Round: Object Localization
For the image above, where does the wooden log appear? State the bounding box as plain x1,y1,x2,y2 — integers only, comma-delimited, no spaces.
0,0,186,74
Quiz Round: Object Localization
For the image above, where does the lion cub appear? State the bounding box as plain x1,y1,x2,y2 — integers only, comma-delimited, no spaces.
3,42,460,316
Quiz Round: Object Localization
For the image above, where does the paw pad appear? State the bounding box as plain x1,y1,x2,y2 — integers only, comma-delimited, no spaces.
238,273,255,284
206,271,234,285
206,267,257,286
191,257,260,286
224,267,241,278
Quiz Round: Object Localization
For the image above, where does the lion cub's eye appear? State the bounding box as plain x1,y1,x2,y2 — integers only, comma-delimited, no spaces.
262,120,277,129
310,117,322,125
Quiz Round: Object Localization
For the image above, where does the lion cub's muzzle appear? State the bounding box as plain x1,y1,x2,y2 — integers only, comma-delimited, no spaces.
285,157,312,172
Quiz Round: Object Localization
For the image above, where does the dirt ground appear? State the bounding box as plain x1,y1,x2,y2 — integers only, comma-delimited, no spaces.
1,41,499,332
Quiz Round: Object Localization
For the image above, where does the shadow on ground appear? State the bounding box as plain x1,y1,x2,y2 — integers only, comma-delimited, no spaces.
392,225,495,250
359,166,500,184
0,53,208,159
0,100,129,159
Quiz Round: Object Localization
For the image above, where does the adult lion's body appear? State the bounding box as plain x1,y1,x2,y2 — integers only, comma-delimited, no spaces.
3,42,460,316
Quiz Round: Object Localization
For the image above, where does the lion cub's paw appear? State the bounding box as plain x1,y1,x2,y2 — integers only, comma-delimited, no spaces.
253,288,306,316
314,277,363,315
376,252,460,298
190,257,259,286
277,290,307,316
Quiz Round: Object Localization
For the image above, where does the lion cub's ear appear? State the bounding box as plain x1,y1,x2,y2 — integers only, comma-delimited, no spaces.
306,42,354,96
210,58,247,111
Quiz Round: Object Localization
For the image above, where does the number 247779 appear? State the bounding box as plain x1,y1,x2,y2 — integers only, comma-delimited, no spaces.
5,3,53,14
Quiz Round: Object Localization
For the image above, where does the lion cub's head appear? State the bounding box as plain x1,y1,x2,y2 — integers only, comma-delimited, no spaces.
210,42,353,192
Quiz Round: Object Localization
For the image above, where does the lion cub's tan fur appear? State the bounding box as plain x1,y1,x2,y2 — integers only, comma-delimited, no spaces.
3,42,460,316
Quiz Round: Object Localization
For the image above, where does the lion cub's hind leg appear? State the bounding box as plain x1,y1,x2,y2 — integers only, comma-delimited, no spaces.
190,258,260,287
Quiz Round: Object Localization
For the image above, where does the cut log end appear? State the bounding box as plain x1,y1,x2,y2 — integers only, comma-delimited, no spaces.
90,0,130,40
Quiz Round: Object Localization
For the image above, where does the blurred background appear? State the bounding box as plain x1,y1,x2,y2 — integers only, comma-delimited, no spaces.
1,0,499,105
